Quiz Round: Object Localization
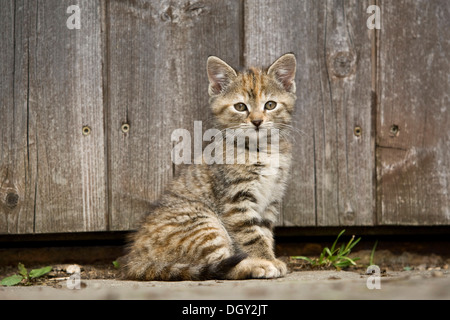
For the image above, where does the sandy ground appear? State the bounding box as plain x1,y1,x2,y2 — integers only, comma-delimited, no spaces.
1,269,449,300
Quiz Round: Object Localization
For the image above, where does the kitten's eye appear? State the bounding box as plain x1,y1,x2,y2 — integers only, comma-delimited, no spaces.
234,103,248,112
264,101,277,110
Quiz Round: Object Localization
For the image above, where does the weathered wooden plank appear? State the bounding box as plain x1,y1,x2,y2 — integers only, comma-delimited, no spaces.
3,0,447,234
107,0,242,230
0,0,107,233
319,0,375,226
244,0,375,226
243,0,315,226
376,0,450,225
31,0,107,233
0,0,35,234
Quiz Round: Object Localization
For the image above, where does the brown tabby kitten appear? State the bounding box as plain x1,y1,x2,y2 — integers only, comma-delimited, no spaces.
121,53,297,280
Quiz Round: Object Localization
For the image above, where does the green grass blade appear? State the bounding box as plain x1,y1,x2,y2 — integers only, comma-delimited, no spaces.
334,261,350,268
342,236,361,256
347,236,362,251
338,243,345,255
330,229,346,252
337,256,357,266
370,240,378,266
342,235,355,253
291,256,313,263
318,251,326,264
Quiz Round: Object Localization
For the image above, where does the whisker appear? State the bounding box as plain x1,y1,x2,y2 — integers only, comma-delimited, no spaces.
272,123,309,138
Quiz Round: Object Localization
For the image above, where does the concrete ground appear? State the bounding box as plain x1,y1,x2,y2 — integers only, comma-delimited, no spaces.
1,269,449,300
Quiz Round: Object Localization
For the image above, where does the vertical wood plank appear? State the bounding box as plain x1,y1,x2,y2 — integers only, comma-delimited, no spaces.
377,0,450,225
244,0,375,226
0,0,34,233
0,0,107,233
243,0,316,226
318,0,375,226
31,0,106,232
107,0,242,230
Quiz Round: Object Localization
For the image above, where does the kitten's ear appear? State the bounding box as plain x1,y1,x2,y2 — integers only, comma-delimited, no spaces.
267,53,297,93
207,56,237,96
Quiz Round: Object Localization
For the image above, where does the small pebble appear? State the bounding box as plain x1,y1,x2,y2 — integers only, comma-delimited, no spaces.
427,267,441,271
432,271,444,278
417,264,427,271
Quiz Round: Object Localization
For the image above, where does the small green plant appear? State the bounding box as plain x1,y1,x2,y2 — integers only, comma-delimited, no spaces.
369,240,378,266
112,260,120,269
291,230,361,270
1,263,52,286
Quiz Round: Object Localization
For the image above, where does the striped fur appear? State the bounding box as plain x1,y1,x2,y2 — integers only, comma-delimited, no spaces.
121,54,297,280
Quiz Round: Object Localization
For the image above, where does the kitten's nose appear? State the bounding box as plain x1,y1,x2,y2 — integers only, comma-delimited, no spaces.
251,120,263,128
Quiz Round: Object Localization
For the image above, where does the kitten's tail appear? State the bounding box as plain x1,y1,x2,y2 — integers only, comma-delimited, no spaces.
121,252,248,281
198,252,248,280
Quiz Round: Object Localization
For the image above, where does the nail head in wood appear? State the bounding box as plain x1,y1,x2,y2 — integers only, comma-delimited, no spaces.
82,126,91,136
121,123,130,133
389,125,399,137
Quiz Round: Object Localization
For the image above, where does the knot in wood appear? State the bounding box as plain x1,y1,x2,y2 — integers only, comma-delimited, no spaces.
341,210,356,224
5,192,19,208
186,2,209,16
331,51,356,78
160,6,179,23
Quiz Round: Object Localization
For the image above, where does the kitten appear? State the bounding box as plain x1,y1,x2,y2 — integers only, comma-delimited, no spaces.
121,53,297,280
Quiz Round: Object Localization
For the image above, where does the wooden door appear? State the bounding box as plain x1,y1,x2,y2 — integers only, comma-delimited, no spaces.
1,0,449,234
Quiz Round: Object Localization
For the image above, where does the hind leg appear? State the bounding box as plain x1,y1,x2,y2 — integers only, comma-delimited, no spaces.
122,205,236,280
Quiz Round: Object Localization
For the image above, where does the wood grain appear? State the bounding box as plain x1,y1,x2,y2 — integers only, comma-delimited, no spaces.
2,1,449,233
33,0,106,233
0,0,107,233
0,0,35,234
107,0,242,230
317,0,375,226
376,0,450,225
243,0,315,226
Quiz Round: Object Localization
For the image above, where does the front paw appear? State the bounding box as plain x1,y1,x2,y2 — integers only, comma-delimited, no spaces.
230,258,286,279
272,259,287,277
250,259,286,278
